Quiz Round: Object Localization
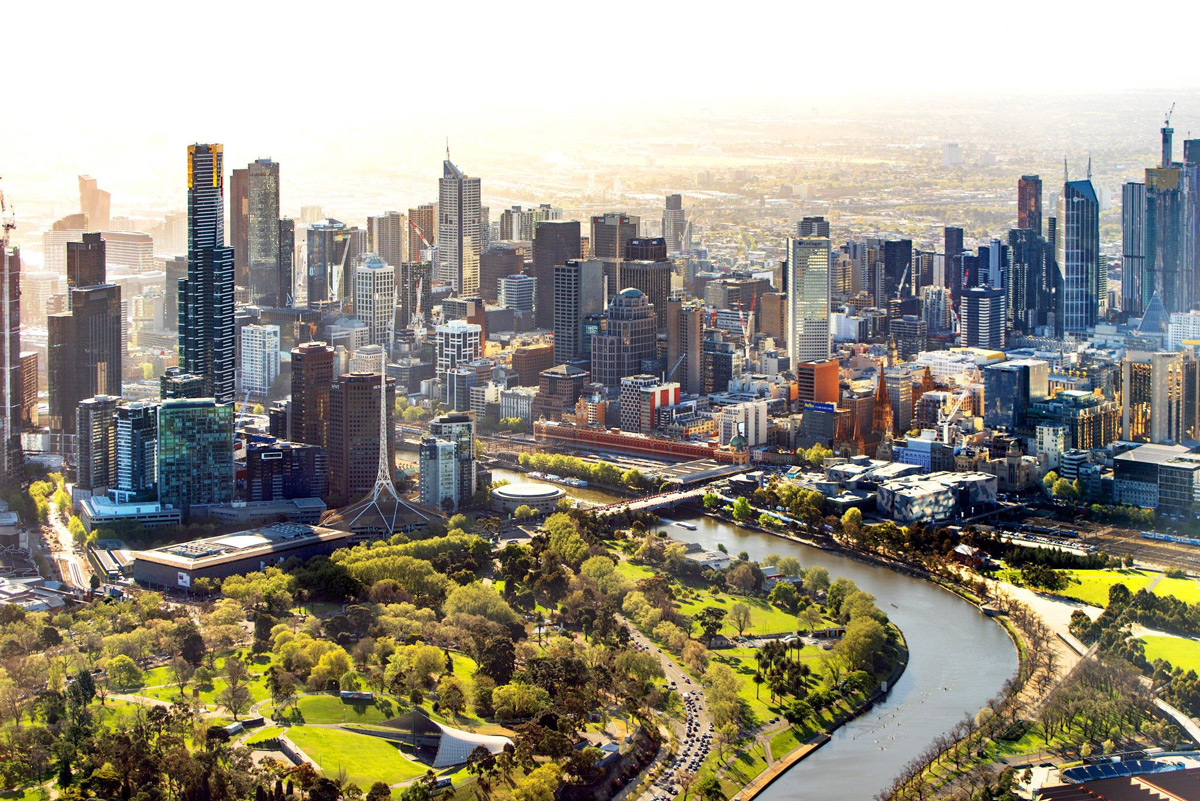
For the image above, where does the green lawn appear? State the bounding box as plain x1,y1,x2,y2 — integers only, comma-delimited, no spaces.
293,694,404,724
675,590,802,637
677,738,769,801
1058,570,1154,607
0,788,50,801
284,727,427,787
1154,577,1200,604
245,726,283,745
769,727,800,760
1142,635,1200,672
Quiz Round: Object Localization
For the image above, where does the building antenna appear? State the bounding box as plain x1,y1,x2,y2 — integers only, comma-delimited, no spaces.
446,138,450,161
1063,157,1068,184
1087,154,1092,181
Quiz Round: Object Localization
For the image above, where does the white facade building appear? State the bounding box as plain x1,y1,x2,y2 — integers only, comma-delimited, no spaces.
717,400,769,447
437,158,483,294
354,255,396,348
497,274,536,313
240,324,280,398
435,320,483,386
786,236,832,362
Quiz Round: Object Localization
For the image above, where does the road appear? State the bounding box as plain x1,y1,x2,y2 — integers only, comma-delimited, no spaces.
619,615,713,801
43,492,92,589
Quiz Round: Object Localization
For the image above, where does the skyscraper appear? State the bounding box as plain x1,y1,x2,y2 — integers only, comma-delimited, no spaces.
785,236,832,363
961,286,1006,349
240,324,280,399
354,255,396,347
1008,228,1051,333
419,436,459,512
663,194,686,254
590,288,657,390
278,218,295,306
66,233,105,291
76,395,117,494
47,284,122,434
591,213,640,296
78,175,111,231
497,274,536,313
157,398,234,510
1057,178,1101,335
621,258,672,335
329,372,395,503
1018,175,1043,236
368,211,407,269
397,261,433,331
229,167,249,287
248,158,282,307
553,259,605,365
180,143,235,403
944,226,965,301
666,297,704,396
306,219,365,306
408,202,437,262
437,157,483,295
797,216,831,237
290,341,335,451
113,402,157,503
532,220,581,329
435,320,482,393
428,412,476,504
1122,182,1147,316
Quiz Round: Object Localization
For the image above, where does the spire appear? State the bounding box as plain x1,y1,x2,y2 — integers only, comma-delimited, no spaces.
872,369,893,440
446,138,450,161
1087,154,1092,181
1063,157,1069,184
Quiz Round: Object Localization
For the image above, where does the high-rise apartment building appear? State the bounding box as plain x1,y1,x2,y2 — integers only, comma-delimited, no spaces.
961,286,1006,349
240,324,280,399
785,236,832,363
1123,181,1147,316
437,157,483,295
1018,175,1043,236
419,436,459,512
278,218,295,306
157,398,235,510
665,297,704,397
354,255,396,347
532,220,581,329
435,320,482,393
328,372,395,504
622,258,672,335
229,167,249,287
408,202,437,262
428,412,476,504
113,402,157,503
290,342,335,451
1057,179,1101,335
76,395,118,494
367,211,407,269
248,158,283,307
663,194,686,254
397,261,433,330
180,143,235,403
245,439,328,501
18,352,36,429
590,288,657,390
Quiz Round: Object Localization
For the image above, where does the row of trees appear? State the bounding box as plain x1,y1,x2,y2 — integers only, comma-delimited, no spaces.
517,452,652,491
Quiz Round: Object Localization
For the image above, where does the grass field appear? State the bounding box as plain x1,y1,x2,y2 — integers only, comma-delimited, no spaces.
1057,570,1154,607
245,726,283,745
678,738,769,801
675,590,803,637
1154,577,1200,604
1142,635,1200,672
293,694,404,724
285,727,427,787
769,727,801,760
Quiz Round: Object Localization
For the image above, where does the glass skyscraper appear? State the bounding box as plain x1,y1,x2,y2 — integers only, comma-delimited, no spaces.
157,398,234,509
1056,179,1100,335
786,236,832,363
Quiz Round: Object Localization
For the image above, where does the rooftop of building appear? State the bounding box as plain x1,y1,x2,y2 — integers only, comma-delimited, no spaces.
135,523,348,569
1114,443,1194,466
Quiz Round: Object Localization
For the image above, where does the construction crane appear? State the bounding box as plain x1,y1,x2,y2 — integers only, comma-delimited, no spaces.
1166,102,1176,126
894,261,911,299
664,354,686,383
938,371,979,444
735,293,757,361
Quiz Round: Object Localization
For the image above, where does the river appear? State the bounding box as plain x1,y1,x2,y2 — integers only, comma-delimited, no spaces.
490,469,1019,800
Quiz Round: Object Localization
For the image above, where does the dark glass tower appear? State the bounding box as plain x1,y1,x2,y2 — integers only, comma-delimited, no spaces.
1018,175,1043,236
1057,179,1100,335
180,143,235,402
532,220,581,329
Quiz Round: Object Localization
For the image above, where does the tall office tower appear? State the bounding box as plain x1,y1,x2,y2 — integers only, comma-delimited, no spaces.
78,175,111,231
245,440,327,501
429,412,476,503
621,260,671,335
532,220,581,329
67,232,106,291
1123,181,1148,316
278,218,295,306
419,436,459,512
157,398,235,510
113,402,157,502
328,372,395,503
397,261,433,330
665,298,705,397
882,239,914,301
922,287,953,333
888,315,927,360
47,284,122,434
983,359,1050,431
240,324,280,399
702,336,743,394
759,292,787,347
1121,352,1194,444
290,341,335,451
247,158,282,307
75,395,117,493
229,167,249,287
164,256,185,332
480,242,527,303
553,259,605,365
1057,178,1101,334
590,288,657,390
797,216,831,237
435,320,482,392
437,156,483,295
961,286,1006,349
367,211,407,269
307,219,365,306
626,237,668,262
497,274,536,313
180,143,236,403
1018,175,1043,236
785,237,832,363
663,194,686,254
408,202,437,262
1008,228,1051,333
884,368,914,434
944,227,965,300
354,255,396,347
591,213,640,260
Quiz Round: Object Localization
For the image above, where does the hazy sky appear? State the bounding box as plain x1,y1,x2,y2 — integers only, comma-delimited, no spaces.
5,0,1200,230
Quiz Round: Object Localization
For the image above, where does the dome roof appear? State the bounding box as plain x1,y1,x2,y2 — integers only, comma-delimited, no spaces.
616,287,644,298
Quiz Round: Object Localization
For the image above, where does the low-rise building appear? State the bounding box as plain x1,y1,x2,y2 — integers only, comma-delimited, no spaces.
875,471,997,523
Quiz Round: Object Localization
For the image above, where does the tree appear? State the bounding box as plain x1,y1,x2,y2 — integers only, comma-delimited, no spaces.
703,492,720,510
802,566,830,595
729,603,752,636
731,496,753,520
169,655,194,699
769,582,800,613
695,607,727,646
67,516,87,547
512,504,536,519
840,508,863,543
105,654,142,690
725,563,757,594
437,675,466,717
219,656,253,720
1052,477,1079,502
1042,470,1059,494
365,782,391,801
697,775,724,800
512,763,562,801
800,605,824,635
